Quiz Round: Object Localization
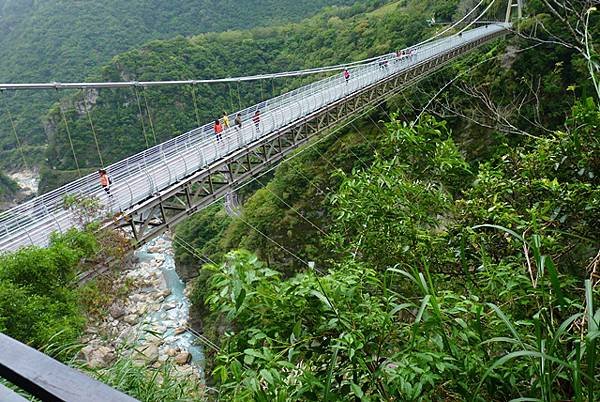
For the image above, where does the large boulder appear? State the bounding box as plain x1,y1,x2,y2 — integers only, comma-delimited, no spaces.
123,314,139,325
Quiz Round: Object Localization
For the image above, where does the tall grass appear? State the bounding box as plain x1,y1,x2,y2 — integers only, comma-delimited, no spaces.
386,226,600,401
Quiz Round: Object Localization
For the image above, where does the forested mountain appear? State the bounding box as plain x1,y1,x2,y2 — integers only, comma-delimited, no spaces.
38,0,448,191
0,0,366,168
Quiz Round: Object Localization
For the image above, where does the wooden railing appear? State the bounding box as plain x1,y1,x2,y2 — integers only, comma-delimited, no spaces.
0,333,138,402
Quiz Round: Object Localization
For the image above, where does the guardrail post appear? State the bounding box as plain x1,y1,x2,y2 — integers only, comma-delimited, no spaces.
142,168,155,196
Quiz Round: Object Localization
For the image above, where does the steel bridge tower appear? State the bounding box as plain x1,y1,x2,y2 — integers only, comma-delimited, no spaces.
505,0,524,22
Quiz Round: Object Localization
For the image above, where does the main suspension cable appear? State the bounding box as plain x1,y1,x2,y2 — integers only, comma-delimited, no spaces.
0,18,505,92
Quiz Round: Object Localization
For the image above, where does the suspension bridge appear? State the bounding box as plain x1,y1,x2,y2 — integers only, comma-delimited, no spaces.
0,22,511,253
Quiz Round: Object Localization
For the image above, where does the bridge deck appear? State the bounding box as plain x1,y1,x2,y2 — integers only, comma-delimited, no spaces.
0,23,509,252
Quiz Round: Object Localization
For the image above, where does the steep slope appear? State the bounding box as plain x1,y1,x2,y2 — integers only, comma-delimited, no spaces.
0,171,18,208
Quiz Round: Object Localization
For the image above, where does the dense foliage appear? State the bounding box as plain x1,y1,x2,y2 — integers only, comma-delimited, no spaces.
0,229,96,348
197,103,599,400
0,170,17,203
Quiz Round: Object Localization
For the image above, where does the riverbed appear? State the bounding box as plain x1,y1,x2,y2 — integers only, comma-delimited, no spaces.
80,233,204,380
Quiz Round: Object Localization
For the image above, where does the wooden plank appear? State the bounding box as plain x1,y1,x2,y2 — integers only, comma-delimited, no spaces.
0,382,29,402
0,334,139,402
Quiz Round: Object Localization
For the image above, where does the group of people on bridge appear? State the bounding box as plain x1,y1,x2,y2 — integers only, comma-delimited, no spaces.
213,110,261,142
97,47,418,199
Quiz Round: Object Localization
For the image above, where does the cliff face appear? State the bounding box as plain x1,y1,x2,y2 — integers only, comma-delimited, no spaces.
0,170,19,210
0,168,40,211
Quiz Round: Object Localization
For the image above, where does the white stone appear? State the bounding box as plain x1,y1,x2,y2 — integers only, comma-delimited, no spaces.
123,314,139,325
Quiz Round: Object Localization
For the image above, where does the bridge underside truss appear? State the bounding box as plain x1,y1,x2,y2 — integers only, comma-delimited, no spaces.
113,29,506,247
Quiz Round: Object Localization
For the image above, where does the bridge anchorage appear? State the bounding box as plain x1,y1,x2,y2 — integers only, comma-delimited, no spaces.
0,24,510,252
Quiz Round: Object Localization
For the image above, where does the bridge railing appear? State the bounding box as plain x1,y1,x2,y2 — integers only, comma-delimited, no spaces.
0,333,138,402
0,23,509,251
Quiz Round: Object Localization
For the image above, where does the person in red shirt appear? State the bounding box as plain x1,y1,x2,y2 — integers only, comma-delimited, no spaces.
343,69,350,83
214,119,223,142
252,110,261,132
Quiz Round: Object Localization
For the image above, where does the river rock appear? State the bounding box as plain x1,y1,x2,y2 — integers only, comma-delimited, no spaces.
175,352,191,365
129,294,143,303
147,245,161,254
80,345,116,369
166,348,177,357
163,301,177,311
152,325,167,334
123,314,139,325
134,343,159,365
109,304,125,319
174,327,187,335
145,333,163,345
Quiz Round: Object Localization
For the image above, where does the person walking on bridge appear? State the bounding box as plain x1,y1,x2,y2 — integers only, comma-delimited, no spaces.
222,112,230,129
343,68,350,83
214,119,224,142
252,110,261,133
235,113,242,131
98,169,112,198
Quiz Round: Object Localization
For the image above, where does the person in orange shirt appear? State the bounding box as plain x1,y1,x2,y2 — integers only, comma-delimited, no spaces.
98,169,112,197
214,119,224,142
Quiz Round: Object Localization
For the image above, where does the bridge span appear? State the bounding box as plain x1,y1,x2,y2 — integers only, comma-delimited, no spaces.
0,23,510,252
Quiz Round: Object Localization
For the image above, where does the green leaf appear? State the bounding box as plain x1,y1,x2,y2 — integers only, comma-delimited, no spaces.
350,382,364,399
486,303,526,349
236,287,246,312
472,224,524,243
310,289,333,309
324,347,339,401
260,368,274,385
545,258,565,307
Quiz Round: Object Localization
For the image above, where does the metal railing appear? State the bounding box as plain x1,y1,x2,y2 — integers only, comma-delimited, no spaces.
0,23,510,252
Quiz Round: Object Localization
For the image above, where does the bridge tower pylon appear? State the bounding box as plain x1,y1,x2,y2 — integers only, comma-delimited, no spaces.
505,0,523,23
